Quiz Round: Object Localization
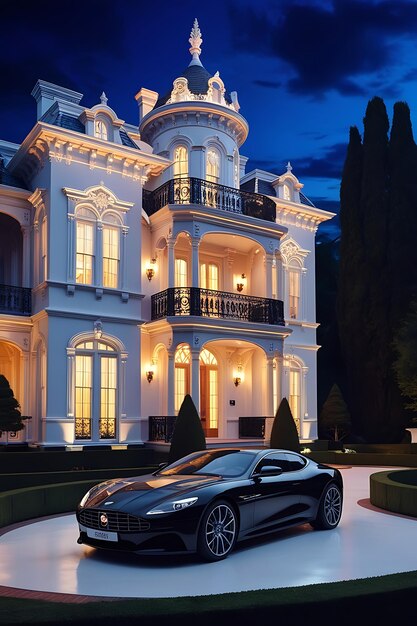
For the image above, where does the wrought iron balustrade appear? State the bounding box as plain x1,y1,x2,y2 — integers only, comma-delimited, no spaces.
239,416,275,439
151,287,285,326
143,177,276,222
0,284,31,316
149,415,177,443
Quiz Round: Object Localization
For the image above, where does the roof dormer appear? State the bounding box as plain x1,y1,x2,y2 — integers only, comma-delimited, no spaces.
79,92,125,144
272,162,304,203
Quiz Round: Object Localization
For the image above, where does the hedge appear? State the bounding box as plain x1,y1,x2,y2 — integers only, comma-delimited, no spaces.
370,470,417,517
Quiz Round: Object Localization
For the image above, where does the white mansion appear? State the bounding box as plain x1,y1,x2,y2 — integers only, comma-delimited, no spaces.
0,21,333,447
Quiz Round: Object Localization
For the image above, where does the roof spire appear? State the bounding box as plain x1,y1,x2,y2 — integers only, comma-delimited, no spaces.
189,18,203,67
286,161,293,173
100,91,108,105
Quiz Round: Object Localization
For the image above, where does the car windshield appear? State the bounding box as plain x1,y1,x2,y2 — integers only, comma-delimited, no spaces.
158,450,256,478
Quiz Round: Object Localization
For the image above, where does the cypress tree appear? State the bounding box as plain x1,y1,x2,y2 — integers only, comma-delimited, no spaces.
319,384,351,442
0,375,26,436
269,397,300,452
168,394,206,463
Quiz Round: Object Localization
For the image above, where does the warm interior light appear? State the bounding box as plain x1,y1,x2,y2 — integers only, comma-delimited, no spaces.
145,257,157,281
146,370,154,383
236,273,246,292
234,376,241,387
236,283,244,292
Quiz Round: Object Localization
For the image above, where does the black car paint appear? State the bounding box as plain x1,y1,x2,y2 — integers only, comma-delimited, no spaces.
76,449,342,555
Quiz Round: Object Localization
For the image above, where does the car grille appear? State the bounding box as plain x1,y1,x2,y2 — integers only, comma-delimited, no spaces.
79,509,150,532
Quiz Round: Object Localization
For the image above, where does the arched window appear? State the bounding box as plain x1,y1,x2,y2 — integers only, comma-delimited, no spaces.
173,146,188,179
206,148,220,184
175,345,191,413
94,119,108,140
200,348,218,434
73,338,118,441
283,183,291,201
175,258,188,287
75,208,96,285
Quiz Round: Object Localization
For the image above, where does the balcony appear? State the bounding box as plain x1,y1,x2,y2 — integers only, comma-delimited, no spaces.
151,287,285,326
143,177,276,222
0,284,31,316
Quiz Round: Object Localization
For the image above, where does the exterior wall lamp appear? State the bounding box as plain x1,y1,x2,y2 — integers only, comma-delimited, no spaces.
145,258,157,281
146,370,154,383
236,273,246,292
233,376,241,387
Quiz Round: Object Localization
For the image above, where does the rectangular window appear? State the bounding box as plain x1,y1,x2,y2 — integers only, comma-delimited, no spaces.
103,226,119,288
289,369,301,434
41,218,47,282
200,262,219,290
175,258,188,287
175,366,188,413
76,222,94,284
75,355,92,439
100,356,117,439
289,269,300,319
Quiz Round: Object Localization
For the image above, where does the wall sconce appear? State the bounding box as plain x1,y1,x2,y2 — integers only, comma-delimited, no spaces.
146,370,154,383
236,273,246,292
93,319,103,339
145,258,157,281
234,376,241,387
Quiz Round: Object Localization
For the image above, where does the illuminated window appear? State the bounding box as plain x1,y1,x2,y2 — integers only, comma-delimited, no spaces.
233,149,239,189
76,222,94,284
200,262,219,290
289,366,301,435
206,149,220,183
175,258,188,287
75,354,92,439
200,349,218,431
94,119,108,140
289,267,300,319
283,183,291,201
175,346,191,413
73,339,118,441
173,146,188,178
103,226,119,288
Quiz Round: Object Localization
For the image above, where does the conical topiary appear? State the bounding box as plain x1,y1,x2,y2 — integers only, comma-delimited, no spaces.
319,383,351,441
168,394,206,463
0,375,27,435
269,397,300,452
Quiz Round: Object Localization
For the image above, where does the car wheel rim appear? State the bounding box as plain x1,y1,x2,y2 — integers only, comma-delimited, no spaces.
324,486,342,526
205,504,236,557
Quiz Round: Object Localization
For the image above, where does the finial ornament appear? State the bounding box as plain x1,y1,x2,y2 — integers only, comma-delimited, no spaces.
100,92,108,105
189,18,203,66
286,161,293,172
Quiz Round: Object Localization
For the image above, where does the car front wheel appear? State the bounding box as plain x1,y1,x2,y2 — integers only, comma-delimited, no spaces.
197,500,238,561
310,482,342,530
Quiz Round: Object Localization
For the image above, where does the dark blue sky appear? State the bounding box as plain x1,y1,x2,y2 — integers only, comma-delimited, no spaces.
1,0,417,237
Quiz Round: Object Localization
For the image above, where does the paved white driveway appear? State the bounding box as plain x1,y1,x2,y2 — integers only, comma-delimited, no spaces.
0,466,416,598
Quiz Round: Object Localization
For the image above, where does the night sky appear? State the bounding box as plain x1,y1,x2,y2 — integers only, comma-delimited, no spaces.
2,0,417,238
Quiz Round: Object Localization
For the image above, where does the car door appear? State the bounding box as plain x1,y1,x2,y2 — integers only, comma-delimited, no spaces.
251,452,302,533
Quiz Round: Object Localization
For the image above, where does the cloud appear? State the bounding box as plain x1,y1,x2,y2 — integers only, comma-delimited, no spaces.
292,142,348,179
230,0,417,97
253,79,282,89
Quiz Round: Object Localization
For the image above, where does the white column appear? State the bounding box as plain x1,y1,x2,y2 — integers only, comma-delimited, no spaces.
301,267,307,321
275,252,283,300
265,254,273,299
167,239,175,288
190,146,206,180
167,350,175,415
21,226,31,288
264,356,274,441
191,238,200,287
67,213,75,282
190,349,200,414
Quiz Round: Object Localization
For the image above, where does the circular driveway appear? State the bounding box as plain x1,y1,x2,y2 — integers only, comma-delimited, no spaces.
0,466,416,599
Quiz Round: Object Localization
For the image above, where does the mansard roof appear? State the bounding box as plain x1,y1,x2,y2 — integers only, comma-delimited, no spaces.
155,63,231,109
0,155,28,189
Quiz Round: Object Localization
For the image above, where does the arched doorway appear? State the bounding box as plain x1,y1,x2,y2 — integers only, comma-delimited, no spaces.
0,340,23,443
0,214,22,286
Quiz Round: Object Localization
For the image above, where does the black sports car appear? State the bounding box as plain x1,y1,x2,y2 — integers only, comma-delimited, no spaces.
76,448,343,561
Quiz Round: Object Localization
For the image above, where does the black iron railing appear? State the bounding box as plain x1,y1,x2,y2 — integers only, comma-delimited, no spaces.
149,416,177,443
239,416,275,438
0,284,31,316
143,177,276,222
151,287,285,326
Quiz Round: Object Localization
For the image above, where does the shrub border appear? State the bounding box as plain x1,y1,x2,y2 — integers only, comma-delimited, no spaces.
370,470,417,517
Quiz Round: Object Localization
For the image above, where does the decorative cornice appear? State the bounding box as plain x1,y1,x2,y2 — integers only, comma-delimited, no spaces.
63,183,134,213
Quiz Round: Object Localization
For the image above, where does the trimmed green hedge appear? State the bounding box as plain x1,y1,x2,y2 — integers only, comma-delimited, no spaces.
370,470,417,517
304,450,417,467
0,466,157,492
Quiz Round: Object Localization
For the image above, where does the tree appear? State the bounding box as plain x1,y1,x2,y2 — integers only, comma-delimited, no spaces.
0,375,27,438
319,384,351,442
393,300,417,414
168,394,206,463
269,397,300,452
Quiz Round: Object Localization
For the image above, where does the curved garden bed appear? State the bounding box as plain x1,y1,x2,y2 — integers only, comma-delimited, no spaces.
370,469,417,517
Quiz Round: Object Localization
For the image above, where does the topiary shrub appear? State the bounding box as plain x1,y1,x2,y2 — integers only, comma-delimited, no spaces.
0,375,28,441
270,397,300,452
319,383,352,442
168,394,206,463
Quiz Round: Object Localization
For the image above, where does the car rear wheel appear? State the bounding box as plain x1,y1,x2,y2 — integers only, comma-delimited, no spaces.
310,482,342,530
197,500,238,561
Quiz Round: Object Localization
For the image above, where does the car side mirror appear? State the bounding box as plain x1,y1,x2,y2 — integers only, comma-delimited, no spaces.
255,465,283,477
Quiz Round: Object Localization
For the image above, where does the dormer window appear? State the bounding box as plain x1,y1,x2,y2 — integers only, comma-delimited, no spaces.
94,119,108,140
283,183,291,201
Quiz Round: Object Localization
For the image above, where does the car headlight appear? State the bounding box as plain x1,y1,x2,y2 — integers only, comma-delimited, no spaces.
146,497,198,515
79,489,92,508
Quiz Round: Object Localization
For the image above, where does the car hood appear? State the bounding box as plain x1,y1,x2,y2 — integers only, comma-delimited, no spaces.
81,473,222,512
